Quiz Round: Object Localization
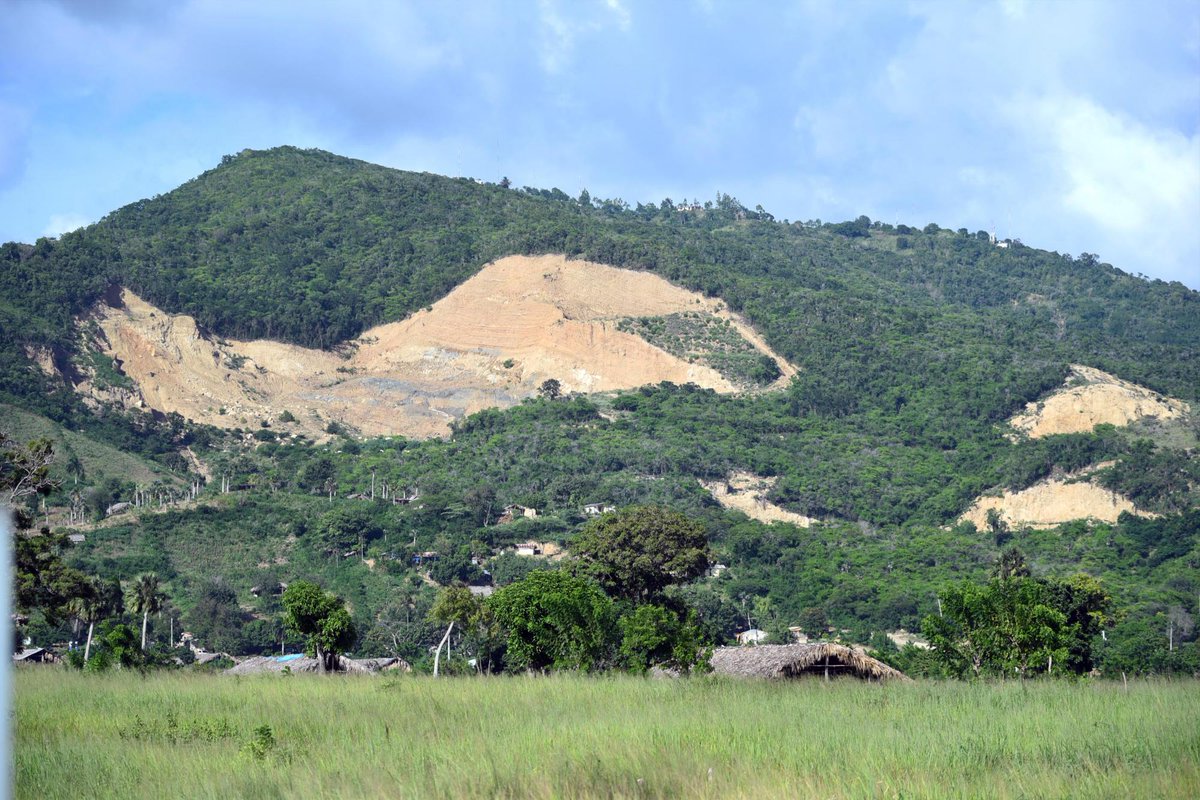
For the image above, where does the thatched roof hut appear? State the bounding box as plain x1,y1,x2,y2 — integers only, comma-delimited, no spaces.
224,654,409,676
709,643,909,682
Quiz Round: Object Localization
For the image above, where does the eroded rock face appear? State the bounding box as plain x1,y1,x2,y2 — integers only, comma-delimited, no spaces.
960,478,1146,531
75,255,795,438
700,471,815,527
1009,365,1190,438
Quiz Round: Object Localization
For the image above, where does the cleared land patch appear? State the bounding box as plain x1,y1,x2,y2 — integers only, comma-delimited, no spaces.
1010,365,1190,439
48,255,794,439
700,471,815,527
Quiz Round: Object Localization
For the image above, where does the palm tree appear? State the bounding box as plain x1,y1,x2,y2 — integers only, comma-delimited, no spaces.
127,573,164,651
69,578,122,664
68,590,102,664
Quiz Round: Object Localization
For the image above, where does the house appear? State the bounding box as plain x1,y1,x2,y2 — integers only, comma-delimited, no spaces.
582,502,616,516
105,501,133,517
710,643,910,682
735,628,770,646
498,504,538,524
787,627,810,644
468,585,495,597
67,533,86,544
515,541,543,556
13,647,56,664
412,551,440,565
225,654,410,675
708,563,727,578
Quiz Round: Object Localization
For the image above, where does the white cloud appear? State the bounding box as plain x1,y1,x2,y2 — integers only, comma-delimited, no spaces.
1009,93,1200,282
536,0,632,74
1046,97,1199,232
42,213,92,238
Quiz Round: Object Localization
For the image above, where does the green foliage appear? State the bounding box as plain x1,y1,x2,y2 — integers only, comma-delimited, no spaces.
281,580,357,671
2,147,1197,669
617,312,781,388
487,570,614,672
571,505,709,601
187,579,250,655
13,530,91,624
313,504,383,557
618,603,708,674
922,567,1113,678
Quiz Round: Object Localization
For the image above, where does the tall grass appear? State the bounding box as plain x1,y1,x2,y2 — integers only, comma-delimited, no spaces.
15,671,1200,799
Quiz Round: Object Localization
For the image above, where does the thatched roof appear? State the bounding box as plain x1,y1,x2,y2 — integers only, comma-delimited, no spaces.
709,643,910,682
224,654,409,676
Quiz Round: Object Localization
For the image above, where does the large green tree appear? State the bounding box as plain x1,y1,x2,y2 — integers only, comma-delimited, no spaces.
282,580,357,673
571,506,709,602
487,570,614,672
922,576,1080,678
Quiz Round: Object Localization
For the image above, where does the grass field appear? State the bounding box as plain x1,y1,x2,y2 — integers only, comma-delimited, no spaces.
14,670,1200,799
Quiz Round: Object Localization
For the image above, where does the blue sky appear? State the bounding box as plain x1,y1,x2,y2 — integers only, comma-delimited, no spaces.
1,0,1197,288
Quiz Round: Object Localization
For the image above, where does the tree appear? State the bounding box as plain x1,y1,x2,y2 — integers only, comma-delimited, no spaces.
922,577,1073,678
798,606,829,638
14,531,92,626
69,577,123,664
487,570,614,672
538,378,562,401
993,546,1030,579
430,585,501,674
314,505,383,559
126,573,165,651
571,506,709,602
618,603,707,674
282,581,357,673
1,434,58,513
187,578,248,654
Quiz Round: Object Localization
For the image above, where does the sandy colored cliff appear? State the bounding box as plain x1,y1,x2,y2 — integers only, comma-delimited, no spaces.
64,255,795,439
1009,365,1189,438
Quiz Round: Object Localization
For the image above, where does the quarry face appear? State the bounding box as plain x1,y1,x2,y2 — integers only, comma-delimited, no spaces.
66,254,795,439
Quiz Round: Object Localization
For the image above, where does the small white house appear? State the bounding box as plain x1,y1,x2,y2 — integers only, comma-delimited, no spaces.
515,541,543,556
582,502,616,516
736,629,769,646
787,627,810,644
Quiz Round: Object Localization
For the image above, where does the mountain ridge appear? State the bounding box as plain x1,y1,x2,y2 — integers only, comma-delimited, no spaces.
3,146,1197,667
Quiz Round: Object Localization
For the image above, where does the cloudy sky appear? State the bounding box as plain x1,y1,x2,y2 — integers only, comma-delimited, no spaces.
2,0,1197,287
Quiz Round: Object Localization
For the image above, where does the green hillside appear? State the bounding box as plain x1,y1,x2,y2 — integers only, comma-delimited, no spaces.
3,146,1197,674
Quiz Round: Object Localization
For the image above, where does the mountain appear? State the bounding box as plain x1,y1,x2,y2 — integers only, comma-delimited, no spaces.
3,146,1197,668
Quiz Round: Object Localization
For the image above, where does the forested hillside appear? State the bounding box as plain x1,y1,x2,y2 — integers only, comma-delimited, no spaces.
3,146,1197,675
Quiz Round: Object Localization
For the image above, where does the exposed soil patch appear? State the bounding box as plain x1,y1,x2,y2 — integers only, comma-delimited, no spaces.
700,471,815,527
1009,365,1189,438
961,477,1147,530
71,255,795,438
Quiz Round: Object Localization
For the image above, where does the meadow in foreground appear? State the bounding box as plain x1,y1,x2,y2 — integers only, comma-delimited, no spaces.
15,670,1200,799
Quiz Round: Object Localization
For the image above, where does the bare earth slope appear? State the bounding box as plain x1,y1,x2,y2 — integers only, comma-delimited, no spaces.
70,255,795,438
1009,365,1190,438
961,477,1145,531
700,472,815,527
961,366,1192,528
